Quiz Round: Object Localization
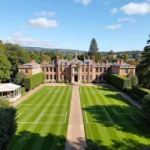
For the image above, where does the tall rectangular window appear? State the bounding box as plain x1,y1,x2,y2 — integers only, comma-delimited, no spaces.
86,68,88,72
50,68,52,72
90,68,92,72
82,68,84,72
125,69,128,74
25,69,28,73
86,75,88,80
50,75,52,79
46,68,49,72
54,75,56,80
100,68,102,72
64,75,66,80
104,68,107,73
60,67,62,72
96,75,98,80
46,75,49,80
82,75,84,80
54,68,56,72
96,68,98,72
90,75,92,80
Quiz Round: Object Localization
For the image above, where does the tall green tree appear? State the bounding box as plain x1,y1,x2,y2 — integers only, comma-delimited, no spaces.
136,36,150,89
15,72,27,86
0,52,11,82
89,38,98,56
0,99,17,150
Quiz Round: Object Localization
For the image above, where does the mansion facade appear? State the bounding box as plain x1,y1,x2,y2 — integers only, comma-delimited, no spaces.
18,53,136,83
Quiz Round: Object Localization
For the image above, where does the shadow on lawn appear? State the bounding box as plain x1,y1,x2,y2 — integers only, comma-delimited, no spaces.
9,130,86,150
85,138,150,150
83,104,150,150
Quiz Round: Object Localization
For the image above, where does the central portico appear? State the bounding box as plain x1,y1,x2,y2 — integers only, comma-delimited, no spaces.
70,53,82,83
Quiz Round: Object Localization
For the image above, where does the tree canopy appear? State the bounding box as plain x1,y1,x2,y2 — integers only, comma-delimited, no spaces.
136,36,150,89
89,38,98,56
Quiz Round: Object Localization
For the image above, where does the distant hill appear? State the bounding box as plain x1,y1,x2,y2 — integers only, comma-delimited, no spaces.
23,46,86,54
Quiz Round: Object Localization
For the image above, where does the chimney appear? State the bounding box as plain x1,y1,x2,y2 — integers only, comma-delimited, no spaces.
105,59,108,64
92,56,95,62
43,60,47,64
117,59,120,64
120,59,124,64
30,59,35,64
56,55,60,62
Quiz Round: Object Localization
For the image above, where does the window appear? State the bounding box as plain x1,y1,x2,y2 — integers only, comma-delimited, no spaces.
54,75,56,80
60,68,62,72
50,75,53,79
46,75,49,80
46,68,49,72
64,75,66,80
54,68,56,72
86,75,88,80
90,75,92,80
25,68,28,73
82,68,84,72
90,68,92,72
104,68,107,73
42,68,45,72
68,67,71,72
96,75,98,80
50,68,52,72
100,68,102,72
86,68,88,72
99,75,102,80
82,75,84,80
74,68,78,72
96,68,98,72
125,69,128,74
60,75,62,80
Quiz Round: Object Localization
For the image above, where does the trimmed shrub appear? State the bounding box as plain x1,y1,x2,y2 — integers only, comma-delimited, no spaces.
107,73,131,90
61,80,64,83
24,73,45,91
65,80,69,83
130,93,142,104
142,94,150,119
132,86,150,98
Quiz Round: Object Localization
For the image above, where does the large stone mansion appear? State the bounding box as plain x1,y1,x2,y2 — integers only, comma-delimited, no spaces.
18,53,135,83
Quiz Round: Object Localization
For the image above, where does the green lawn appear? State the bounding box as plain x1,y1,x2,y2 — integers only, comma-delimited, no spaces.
9,86,72,150
80,86,150,150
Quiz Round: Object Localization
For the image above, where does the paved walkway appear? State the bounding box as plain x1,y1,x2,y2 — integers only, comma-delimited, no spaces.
65,86,86,150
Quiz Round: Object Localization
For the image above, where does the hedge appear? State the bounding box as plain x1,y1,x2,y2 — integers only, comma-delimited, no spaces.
107,73,131,90
132,86,150,98
24,73,45,91
142,94,150,119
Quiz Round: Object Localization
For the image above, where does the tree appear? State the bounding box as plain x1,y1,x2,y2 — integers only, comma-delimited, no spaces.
95,52,103,62
0,53,11,83
127,70,138,86
0,98,17,150
15,72,27,86
40,55,51,62
65,54,72,60
29,52,40,62
136,36,150,89
89,38,98,56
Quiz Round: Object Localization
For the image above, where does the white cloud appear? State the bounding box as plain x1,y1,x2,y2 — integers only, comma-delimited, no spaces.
35,11,55,17
117,17,129,22
3,33,54,47
105,24,121,29
110,8,118,15
74,0,92,6
121,2,150,15
28,18,58,28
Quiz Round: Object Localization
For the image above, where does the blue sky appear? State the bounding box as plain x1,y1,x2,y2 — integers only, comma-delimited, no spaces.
0,0,150,51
